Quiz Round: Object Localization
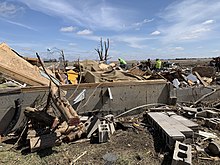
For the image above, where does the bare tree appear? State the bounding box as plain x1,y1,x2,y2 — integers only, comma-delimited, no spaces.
95,38,110,63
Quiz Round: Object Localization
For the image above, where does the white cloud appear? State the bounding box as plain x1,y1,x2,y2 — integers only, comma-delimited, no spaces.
173,47,184,51
113,35,152,49
76,33,152,49
60,26,76,32
18,0,133,31
81,35,101,41
68,43,77,46
151,30,161,36
212,49,220,53
133,18,154,30
0,2,24,18
178,27,211,40
191,27,210,34
77,29,93,35
159,0,220,43
202,19,214,25
1,18,36,31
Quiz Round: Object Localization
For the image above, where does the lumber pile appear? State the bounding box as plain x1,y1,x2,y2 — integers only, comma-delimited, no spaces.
21,86,83,152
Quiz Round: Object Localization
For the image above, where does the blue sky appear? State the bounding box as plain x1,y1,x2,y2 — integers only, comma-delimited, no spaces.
1,0,220,61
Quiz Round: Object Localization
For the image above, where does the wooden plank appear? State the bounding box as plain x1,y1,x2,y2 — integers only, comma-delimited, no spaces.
20,79,167,93
194,71,208,87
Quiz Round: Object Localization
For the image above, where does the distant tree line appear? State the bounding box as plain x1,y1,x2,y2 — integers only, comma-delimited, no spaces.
43,58,58,62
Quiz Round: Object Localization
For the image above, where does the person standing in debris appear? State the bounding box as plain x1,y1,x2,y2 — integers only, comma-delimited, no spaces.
155,59,162,72
118,58,127,70
216,57,220,72
146,58,152,70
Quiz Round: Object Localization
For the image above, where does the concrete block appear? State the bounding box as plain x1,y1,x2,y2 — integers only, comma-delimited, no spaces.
98,124,110,143
100,120,106,125
161,113,194,138
86,116,101,138
172,141,192,165
147,112,185,148
170,115,199,131
109,122,115,134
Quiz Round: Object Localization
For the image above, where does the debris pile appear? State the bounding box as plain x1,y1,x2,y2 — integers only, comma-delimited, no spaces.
2,42,220,164
0,85,117,152
144,101,220,164
0,42,218,89
78,60,157,83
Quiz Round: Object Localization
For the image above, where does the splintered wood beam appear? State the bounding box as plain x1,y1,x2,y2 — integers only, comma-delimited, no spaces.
51,87,80,126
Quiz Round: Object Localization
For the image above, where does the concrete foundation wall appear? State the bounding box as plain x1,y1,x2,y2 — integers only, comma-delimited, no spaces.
0,80,169,134
0,88,21,134
174,86,220,103
1,81,220,134
63,81,169,115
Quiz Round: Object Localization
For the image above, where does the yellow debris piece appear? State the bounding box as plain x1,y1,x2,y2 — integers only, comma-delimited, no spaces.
67,70,78,84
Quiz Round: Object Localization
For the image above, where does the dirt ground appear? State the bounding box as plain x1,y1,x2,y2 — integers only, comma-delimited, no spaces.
0,126,161,165
1,113,219,165
0,111,161,165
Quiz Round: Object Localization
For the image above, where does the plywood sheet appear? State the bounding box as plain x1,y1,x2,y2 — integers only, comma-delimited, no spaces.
0,43,49,86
